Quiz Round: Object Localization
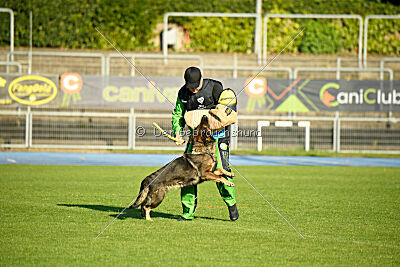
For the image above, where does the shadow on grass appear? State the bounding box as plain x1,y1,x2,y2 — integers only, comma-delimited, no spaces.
57,204,178,220
57,204,230,221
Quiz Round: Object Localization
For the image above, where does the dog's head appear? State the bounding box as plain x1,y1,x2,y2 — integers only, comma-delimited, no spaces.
190,115,215,153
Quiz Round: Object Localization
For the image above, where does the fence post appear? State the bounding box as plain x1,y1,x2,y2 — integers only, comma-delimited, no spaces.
333,112,340,152
128,108,135,150
233,53,238,78
257,121,270,151
25,107,30,148
27,107,32,148
231,122,238,150
336,57,341,80
298,121,310,152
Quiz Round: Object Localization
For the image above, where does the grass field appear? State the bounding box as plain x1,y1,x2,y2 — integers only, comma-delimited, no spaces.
0,164,399,265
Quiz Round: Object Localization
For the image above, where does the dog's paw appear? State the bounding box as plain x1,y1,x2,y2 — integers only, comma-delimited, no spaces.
225,181,235,187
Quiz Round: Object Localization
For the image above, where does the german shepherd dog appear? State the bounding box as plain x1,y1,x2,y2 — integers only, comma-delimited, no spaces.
130,115,234,220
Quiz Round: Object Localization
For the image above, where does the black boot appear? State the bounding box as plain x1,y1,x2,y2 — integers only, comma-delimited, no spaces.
228,204,239,221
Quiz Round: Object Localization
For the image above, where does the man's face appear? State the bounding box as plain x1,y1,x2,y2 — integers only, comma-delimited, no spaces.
188,78,203,94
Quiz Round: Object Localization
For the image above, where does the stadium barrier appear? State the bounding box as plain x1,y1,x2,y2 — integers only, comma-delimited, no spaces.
4,50,398,80
0,8,14,62
105,53,204,76
1,108,399,153
363,15,400,68
0,61,21,73
6,51,106,76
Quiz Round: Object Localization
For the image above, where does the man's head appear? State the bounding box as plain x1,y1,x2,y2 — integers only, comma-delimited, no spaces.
184,67,202,93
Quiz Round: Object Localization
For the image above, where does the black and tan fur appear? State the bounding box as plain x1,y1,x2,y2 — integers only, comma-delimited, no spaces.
130,116,234,220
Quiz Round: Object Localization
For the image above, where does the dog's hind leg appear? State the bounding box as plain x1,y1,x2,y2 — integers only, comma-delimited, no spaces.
141,205,145,217
130,180,150,209
143,206,152,221
149,188,167,210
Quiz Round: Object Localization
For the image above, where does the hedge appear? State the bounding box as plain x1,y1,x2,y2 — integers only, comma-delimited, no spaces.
0,0,399,55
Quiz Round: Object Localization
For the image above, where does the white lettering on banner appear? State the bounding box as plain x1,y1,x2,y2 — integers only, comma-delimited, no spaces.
394,90,400,104
102,86,179,104
337,92,348,104
336,89,399,105
377,90,381,104
63,75,79,91
349,92,358,104
382,92,392,105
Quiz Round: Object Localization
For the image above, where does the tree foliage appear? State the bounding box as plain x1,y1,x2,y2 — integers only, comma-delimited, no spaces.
0,0,398,55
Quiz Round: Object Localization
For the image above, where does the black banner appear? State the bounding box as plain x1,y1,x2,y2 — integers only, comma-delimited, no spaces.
1,73,399,112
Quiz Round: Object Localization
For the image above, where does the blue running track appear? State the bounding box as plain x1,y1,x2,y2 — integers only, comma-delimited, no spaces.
1,151,399,167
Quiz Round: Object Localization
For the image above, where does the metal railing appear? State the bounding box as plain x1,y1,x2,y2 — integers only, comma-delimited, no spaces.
257,120,311,152
0,61,21,73
294,67,394,80
380,57,400,80
239,114,400,153
1,12,399,74
163,12,262,65
0,8,14,61
203,65,293,79
1,109,399,153
263,14,364,67
363,15,400,68
105,53,204,76
6,51,106,76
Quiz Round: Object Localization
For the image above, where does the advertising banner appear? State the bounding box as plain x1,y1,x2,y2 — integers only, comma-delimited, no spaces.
0,74,60,107
1,73,399,112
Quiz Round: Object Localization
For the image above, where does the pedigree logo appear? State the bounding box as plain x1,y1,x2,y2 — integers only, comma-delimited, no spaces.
8,75,57,105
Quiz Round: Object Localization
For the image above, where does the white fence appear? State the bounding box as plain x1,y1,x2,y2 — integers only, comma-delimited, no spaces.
1,108,399,153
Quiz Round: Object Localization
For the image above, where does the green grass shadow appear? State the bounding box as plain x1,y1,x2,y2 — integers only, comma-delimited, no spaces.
57,203,179,220
57,203,230,221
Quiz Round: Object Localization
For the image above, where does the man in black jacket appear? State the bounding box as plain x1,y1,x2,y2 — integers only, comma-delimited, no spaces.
172,66,239,221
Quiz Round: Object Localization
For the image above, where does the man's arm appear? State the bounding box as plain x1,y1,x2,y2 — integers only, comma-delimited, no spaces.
212,81,224,105
209,88,238,127
172,97,185,143
218,88,237,112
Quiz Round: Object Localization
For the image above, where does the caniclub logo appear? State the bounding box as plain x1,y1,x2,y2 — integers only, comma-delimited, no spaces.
320,83,339,107
245,77,267,110
320,82,400,107
60,73,82,106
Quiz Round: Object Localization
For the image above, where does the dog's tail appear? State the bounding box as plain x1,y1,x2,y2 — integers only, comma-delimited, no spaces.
130,180,150,209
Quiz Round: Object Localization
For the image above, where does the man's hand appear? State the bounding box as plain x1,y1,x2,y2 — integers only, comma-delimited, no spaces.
175,132,184,145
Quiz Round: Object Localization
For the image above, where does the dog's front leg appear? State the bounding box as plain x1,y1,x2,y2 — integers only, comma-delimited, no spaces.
213,168,235,177
203,172,234,187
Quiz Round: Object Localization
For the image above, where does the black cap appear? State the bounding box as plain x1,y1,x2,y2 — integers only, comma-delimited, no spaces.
184,67,202,89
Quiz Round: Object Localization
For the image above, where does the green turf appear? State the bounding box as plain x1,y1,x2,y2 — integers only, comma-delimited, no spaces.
0,165,399,265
